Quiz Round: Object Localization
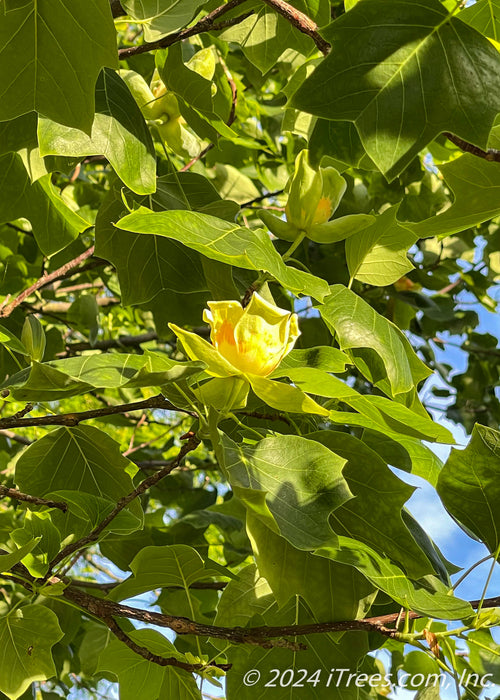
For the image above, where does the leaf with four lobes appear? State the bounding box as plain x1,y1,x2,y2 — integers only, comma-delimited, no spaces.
108,544,226,602
95,174,238,327
437,424,500,554
315,537,473,619
116,207,330,301
319,285,431,397
219,433,352,550
97,628,201,700
38,69,156,195
0,605,63,700
0,0,118,132
292,0,500,179
0,351,204,401
15,426,142,527
0,153,90,255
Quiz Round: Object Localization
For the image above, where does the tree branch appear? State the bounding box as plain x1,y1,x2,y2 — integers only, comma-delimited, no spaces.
104,616,231,671
0,485,67,512
444,132,500,163
0,247,103,319
118,1,252,59
47,435,201,574
60,331,159,355
0,394,195,430
261,0,331,55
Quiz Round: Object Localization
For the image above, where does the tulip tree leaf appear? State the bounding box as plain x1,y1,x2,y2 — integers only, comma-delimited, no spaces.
247,514,376,621
0,0,118,132
226,596,367,700
306,431,435,579
346,206,417,286
38,69,156,195
214,563,275,628
0,351,204,401
315,538,473,619
459,0,500,41
411,155,500,239
116,207,330,301
108,544,224,602
0,538,40,573
0,605,63,700
220,433,352,549
95,175,237,327
292,0,500,179
97,629,200,700
319,285,431,396
122,0,209,42
437,424,500,554
249,375,330,417
0,152,90,255
15,426,142,523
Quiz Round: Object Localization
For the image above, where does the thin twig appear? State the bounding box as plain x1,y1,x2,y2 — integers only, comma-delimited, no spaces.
0,247,98,319
47,435,200,573
0,395,195,430
261,0,330,54
104,616,232,671
0,485,67,512
59,331,159,355
0,430,32,446
118,1,252,59
444,132,500,163
239,189,285,208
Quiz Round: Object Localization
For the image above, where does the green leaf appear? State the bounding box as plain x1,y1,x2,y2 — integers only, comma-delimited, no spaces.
122,0,208,41
94,175,237,327
226,596,368,700
411,155,500,239
0,153,90,255
319,285,431,396
108,544,224,602
249,375,330,416
219,5,324,74
0,538,40,574
97,628,200,700
273,346,350,374
459,0,500,41
116,207,330,301
246,514,376,621
306,431,436,579
214,563,274,628
346,206,417,286
15,426,142,524
315,537,473,619
292,0,500,179
219,433,352,549
1,351,203,401
11,512,60,578
38,69,156,195
0,0,118,132
437,424,500,554
0,605,63,700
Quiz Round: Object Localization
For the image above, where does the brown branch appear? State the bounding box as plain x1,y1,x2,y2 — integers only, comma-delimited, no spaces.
238,410,291,426
261,0,331,55
444,132,500,163
240,189,285,208
110,0,125,18
104,616,231,671
0,485,67,512
0,394,195,430
118,1,252,59
47,435,201,574
0,247,97,319
70,578,227,591
0,429,32,446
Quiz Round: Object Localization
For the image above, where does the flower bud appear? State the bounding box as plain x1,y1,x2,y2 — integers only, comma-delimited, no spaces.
285,150,347,231
21,315,45,362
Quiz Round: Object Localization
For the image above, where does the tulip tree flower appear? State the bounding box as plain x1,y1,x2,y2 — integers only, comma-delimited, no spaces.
259,149,374,244
169,293,329,416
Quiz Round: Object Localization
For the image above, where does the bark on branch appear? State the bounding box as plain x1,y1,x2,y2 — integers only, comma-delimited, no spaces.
0,485,68,512
0,394,195,430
